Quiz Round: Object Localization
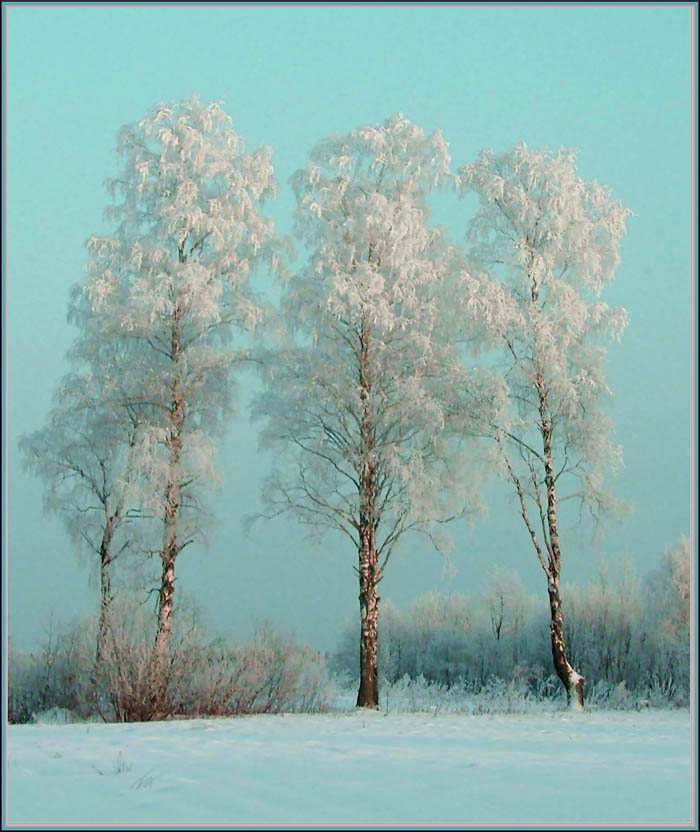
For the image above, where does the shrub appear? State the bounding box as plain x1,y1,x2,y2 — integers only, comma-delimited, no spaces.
8,606,334,724
8,621,95,724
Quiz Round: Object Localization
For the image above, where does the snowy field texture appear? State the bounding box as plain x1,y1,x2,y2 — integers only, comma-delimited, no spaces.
5,710,693,828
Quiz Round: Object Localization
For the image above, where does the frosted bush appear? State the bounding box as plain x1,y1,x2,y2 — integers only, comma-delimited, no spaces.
8,610,335,723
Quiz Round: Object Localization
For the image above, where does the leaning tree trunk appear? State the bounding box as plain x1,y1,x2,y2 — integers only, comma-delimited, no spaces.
356,310,380,709
538,374,584,710
547,575,584,710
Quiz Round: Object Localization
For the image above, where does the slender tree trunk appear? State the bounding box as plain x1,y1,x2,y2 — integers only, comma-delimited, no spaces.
538,374,584,710
96,518,114,664
547,575,584,709
357,525,380,708
154,549,177,661
154,406,183,663
154,308,184,667
356,310,381,709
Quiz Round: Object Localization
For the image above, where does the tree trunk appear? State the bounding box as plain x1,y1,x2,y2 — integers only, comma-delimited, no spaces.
154,552,176,662
537,373,584,710
153,308,184,667
154,417,182,665
356,310,380,709
151,538,177,719
96,519,114,664
547,576,584,710
357,526,380,708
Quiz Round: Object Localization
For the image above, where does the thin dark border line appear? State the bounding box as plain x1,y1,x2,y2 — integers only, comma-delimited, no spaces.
1,2,698,6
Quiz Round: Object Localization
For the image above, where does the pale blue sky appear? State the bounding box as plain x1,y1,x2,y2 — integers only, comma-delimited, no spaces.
6,5,693,651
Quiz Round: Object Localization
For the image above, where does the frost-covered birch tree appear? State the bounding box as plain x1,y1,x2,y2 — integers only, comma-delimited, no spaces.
79,97,280,664
459,142,631,708
253,116,490,708
20,367,144,662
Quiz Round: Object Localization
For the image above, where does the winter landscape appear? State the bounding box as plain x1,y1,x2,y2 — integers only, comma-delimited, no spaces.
6,5,695,830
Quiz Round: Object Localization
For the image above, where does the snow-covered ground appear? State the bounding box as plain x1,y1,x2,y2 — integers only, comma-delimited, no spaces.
5,710,693,827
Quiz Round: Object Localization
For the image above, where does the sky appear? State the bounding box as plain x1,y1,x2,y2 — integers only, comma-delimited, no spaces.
5,5,694,653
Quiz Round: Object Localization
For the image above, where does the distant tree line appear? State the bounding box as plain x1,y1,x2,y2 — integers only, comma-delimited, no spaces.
332,541,690,705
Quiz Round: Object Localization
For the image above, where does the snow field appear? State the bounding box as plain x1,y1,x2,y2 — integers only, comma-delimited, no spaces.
5,709,692,827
